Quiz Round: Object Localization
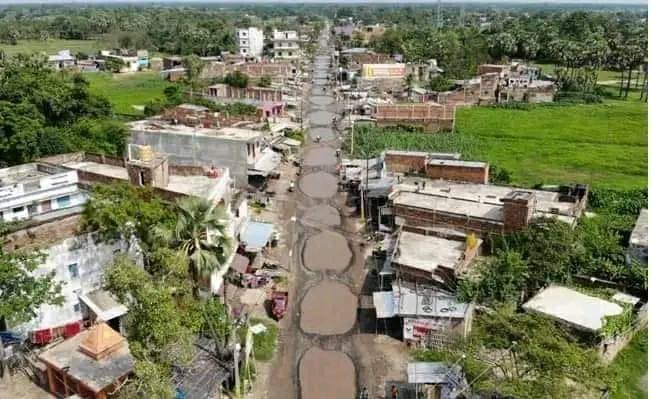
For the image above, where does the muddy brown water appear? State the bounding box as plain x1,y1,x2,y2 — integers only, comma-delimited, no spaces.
303,146,337,167
299,348,356,399
310,95,334,106
302,204,341,227
300,280,357,334
303,230,351,271
309,127,336,141
298,171,338,199
308,110,336,126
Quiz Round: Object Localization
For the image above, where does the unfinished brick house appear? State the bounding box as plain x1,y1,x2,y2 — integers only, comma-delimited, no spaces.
374,103,456,132
384,150,488,184
205,84,283,103
387,180,589,235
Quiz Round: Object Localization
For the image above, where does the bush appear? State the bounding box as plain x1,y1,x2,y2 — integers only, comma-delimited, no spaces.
223,71,249,88
589,188,648,216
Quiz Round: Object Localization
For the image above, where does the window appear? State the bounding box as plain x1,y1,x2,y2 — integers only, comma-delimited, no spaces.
139,171,146,186
57,196,71,207
68,263,79,279
12,206,24,214
73,303,81,313
28,204,38,215
41,200,52,212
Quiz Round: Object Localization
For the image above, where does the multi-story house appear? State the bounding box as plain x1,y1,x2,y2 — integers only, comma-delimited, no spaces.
272,30,302,61
236,27,264,58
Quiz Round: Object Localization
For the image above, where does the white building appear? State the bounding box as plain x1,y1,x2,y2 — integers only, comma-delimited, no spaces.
236,27,264,58
4,214,141,340
0,162,87,223
629,209,648,265
272,30,302,60
47,50,76,70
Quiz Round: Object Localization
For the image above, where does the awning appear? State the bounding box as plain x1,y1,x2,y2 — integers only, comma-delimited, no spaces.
78,289,128,322
229,253,250,274
248,149,281,176
240,221,275,252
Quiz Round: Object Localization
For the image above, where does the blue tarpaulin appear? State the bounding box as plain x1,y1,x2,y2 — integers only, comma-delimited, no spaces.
240,221,275,252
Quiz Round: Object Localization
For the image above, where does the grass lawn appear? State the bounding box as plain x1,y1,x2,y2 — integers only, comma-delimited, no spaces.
0,39,105,57
349,98,647,190
535,62,624,83
248,318,279,362
85,71,174,116
610,329,648,399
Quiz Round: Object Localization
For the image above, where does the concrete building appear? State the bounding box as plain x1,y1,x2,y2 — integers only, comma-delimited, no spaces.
272,30,302,60
4,214,140,341
39,148,249,295
388,180,588,235
523,285,623,333
236,27,264,58
387,227,481,287
0,162,87,223
629,208,648,265
47,50,76,70
128,118,280,188
204,84,285,119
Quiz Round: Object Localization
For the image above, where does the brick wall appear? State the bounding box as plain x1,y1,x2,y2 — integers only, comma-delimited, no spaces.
393,205,505,235
375,103,456,132
384,153,427,174
425,163,489,184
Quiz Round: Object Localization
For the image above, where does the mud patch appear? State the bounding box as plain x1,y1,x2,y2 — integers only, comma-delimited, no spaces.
299,348,356,399
299,171,338,199
303,230,351,271
302,204,341,227
303,146,337,167
300,280,357,334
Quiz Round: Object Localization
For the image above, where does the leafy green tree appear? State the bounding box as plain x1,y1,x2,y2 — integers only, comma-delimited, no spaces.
81,183,173,250
428,75,453,92
223,70,249,89
0,248,63,326
182,55,205,98
105,56,125,73
258,75,272,87
458,250,528,306
154,197,232,297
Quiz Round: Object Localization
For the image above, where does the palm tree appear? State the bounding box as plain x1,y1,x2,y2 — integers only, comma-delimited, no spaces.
155,196,232,297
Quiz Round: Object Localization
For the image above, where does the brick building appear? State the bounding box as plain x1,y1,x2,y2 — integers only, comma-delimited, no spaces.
374,103,456,132
384,150,488,184
387,180,588,235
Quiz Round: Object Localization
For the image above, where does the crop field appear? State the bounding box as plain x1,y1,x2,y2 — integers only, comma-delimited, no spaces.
0,39,105,57
85,71,174,116
348,98,647,190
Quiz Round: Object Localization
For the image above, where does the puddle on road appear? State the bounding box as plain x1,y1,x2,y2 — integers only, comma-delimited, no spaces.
299,348,355,399
299,171,338,199
303,230,351,271
300,280,357,334
303,147,337,167
302,204,341,227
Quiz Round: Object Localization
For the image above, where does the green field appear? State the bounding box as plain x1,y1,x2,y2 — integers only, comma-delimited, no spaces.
610,329,648,399
350,98,647,190
0,39,106,57
85,72,174,116
534,63,642,85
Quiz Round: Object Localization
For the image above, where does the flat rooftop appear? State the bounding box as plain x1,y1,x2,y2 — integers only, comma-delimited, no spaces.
427,159,487,168
522,285,623,332
0,163,69,187
384,150,462,160
62,161,226,200
38,329,134,393
630,209,648,247
390,180,579,224
129,119,263,142
393,231,465,274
